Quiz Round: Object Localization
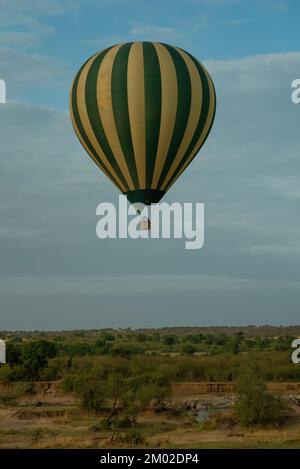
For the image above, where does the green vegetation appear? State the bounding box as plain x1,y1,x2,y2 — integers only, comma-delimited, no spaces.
0,328,298,384
60,356,171,441
0,327,299,449
235,360,286,427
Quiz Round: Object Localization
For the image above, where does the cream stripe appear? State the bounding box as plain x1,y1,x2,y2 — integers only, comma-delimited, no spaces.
160,48,202,191
76,53,127,192
69,96,122,192
97,45,135,190
127,42,145,188
151,43,178,188
164,71,216,192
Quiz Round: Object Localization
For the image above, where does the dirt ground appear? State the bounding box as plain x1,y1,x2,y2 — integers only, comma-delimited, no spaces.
1,381,300,449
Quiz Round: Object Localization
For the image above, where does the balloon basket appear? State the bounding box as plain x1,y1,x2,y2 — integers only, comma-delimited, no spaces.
139,216,151,231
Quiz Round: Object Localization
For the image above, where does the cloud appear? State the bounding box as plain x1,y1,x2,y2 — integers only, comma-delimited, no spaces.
269,1,288,13
244,243,300,256
86,25,183,50
256,176,300,200
84,35,126,50
0,32,39,49
186,0,241,5
0,0,78,24
0,47,68,97
0,99,115,252
1,49,300,327
169,51,300,260
1,274,300,329
0,0,78,49
130,26,180,43
0,2,74,102
187,0,287,8
226,18,250,26
1,274,300,297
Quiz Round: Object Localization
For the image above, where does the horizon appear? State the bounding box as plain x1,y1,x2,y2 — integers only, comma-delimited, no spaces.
2,324,300,333
1,0,300,329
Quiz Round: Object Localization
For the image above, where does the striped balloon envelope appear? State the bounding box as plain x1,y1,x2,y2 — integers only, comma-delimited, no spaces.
70,42,216,207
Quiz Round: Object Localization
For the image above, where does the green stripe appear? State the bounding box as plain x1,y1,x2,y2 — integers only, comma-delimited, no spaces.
85,48,130,191
111,43,139,188
70,56,122,190
156,44,192,189
125,189,165,205
143,42,162,188
164,55,215,190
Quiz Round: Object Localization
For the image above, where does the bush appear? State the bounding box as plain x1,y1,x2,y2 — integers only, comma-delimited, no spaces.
81,385,105,412
0,365,13,383
6,341,22,365
235,361,286,427
120,429,145,445
21,340,58,380
162,335,177,346
110,344,143,358
181,343,197,355
40,357,70,381
0,365,28,382
0,394,17,406
198,410,238,431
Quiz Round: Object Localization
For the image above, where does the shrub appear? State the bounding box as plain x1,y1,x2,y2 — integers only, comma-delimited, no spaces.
0,394,17,406
120,429,145,445
81,386,105,412
181,343,197,355
110,344,143,358
235,361,286,427
21,340,58,380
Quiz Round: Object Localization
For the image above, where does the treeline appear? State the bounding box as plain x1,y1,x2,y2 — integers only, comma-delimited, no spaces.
0,335,299,383
2,325,300,339
3,330,296,360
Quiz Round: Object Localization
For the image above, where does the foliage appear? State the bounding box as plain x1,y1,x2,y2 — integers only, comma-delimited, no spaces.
110,343,143,358
119,429,145,445
21,340,58,380
1,330,299,384
61,359,171,441
235,360,286,427
181,343,198,355
81,384,105,412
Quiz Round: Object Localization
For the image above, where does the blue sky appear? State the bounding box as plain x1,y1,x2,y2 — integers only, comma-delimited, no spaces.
1,0,300,329
3,0,300,107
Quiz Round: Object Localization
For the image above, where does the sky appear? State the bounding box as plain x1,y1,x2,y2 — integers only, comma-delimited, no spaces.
0,0,300,330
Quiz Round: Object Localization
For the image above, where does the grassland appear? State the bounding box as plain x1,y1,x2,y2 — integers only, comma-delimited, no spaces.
1,381,300,448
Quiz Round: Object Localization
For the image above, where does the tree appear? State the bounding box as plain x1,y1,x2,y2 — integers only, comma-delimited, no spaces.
22,340,57,379
235,361,286,427
72,368,171,442
81,384,105,411
6,341,22,365
226,333,243,354
136,333,147,343
181,343,197,355
107,372,170,440
162,335,177,346
110,343,142,358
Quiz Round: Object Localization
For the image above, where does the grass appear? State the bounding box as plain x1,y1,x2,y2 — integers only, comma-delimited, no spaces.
164,440,300,449
1,381,300,449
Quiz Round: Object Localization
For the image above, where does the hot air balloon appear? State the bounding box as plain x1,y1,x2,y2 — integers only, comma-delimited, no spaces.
70,41,216,221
